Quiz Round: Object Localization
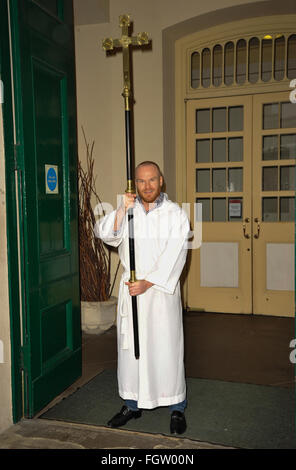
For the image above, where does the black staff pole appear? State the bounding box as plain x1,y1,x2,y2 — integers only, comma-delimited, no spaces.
102,15,151,359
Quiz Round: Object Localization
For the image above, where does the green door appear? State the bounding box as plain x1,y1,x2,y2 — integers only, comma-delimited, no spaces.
10,0,81,417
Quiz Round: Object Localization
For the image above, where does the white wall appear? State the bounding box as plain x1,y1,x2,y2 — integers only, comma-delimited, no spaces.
0,105,13,433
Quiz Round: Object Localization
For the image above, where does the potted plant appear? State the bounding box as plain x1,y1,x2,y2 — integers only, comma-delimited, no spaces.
78,127,120,334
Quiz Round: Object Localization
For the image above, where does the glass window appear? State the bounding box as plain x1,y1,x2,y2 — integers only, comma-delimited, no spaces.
262,135,278,160
287,34,296,79
263,103,279,129
274,36,285,81
213,168,226,192
196,109,210,133
213,45,222,87
191,52,200,89
228,168,243,192
281,102,296,128
224,42,234,86
280,134,296,159
248,37,259,83
196,139,210,163
213,107,226,132
261,37,272,82
262,166,278,191
213,138,226,162
262,197,278,221
202,48,211,88
196,169,210,192
236,39,246,84
228,137,243,162
213,198,226,221
280,166,295,190
280,197,294,221
229,106,243,131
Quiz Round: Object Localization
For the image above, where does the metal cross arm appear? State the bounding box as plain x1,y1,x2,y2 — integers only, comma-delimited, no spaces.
102,15,151,111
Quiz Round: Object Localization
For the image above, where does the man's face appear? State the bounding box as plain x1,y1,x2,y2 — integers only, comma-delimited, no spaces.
135,164,163,205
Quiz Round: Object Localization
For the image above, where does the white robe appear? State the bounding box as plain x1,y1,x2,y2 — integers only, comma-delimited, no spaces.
95,194,190,409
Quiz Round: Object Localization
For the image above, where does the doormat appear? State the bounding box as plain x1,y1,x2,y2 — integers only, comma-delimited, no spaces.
40,369,295,449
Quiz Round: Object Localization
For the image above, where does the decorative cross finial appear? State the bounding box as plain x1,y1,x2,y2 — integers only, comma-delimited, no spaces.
102,15,151,110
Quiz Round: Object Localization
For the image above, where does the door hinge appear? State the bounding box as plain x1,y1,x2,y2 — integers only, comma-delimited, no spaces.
20,343,29,372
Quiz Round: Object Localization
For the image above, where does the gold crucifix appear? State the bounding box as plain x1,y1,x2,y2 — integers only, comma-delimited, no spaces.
102,15,150,111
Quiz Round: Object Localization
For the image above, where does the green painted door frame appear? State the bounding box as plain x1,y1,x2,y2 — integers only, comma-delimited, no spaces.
1,0,23,424
2,0,82,421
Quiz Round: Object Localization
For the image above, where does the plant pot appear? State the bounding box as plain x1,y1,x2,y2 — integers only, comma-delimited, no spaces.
81,296,117,335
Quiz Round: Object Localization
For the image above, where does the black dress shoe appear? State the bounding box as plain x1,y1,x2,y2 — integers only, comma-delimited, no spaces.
107,405,142,428
170,410,187,434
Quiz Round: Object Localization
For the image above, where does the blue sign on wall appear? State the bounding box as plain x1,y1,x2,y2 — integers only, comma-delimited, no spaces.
45,165,59,194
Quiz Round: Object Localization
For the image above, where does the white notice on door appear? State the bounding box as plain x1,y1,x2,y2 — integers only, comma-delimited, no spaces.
229,199,241,218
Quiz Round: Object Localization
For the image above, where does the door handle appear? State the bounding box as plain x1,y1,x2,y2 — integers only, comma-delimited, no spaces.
242,217,250,239
254,217,260,239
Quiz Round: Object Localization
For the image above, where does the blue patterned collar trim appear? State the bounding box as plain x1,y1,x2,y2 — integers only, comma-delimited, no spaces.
136,192,165,213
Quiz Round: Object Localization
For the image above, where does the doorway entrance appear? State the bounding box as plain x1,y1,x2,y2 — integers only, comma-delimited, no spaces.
186,91,295,316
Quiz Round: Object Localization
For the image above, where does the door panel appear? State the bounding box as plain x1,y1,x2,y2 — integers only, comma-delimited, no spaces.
186,96,253,314
186,92,295,317
10,0,81,416
253,92,295,317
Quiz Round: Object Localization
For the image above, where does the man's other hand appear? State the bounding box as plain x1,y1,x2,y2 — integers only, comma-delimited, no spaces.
125,280,154,296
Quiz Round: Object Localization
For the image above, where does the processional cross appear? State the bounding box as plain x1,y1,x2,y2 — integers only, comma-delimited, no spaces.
102,16,151,359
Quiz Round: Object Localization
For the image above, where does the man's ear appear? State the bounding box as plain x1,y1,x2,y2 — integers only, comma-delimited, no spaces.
160,176,164,187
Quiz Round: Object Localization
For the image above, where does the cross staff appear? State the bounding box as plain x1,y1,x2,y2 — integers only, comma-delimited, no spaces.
102,15,151,359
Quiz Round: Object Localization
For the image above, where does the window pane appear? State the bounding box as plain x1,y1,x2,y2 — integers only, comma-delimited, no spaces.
196,139,210,163
224,42,234,86
196,169,210,192
263,103,279,129
228,168,243,192
191,52,200,89
202,48,211,88
196,198,210,221
262,166,278,191
213,45,222,87
280,197,294,221
261,38,272,82
229,137,243,161
229,106,243,131
262,197,278,221
263,135,278,160
248,37,259,83
213,168,226,192
213,138,226,162
280,166,295,190
287,34,296,79
280,134,296,159
281,102,296,128
213,198,226,221
236,39,246,84
213,107,226,132
274,36,285,81
196,109,210,133
228,197,243,221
